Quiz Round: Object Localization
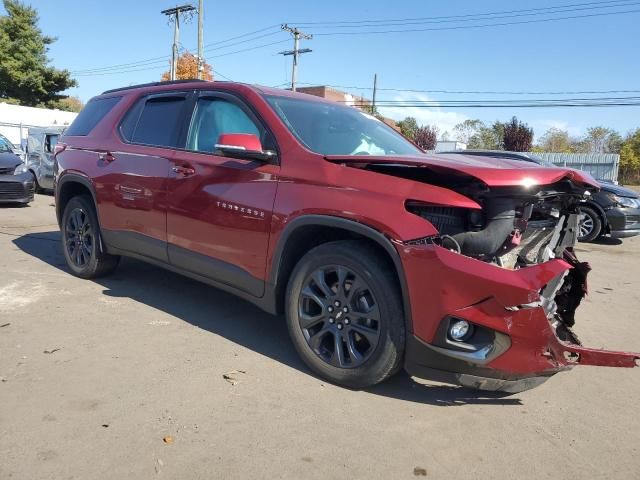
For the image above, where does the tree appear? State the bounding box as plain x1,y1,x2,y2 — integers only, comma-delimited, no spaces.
51,95,83,112
396,117,418,141
453,119,483,144
537,127,575,152
161,52,213,81
502,116,533,152
583,126,622,153
0,0,76,106
619,129,640,183
414,125,439,151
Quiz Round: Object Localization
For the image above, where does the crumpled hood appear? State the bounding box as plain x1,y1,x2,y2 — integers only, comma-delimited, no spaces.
325,153,600,189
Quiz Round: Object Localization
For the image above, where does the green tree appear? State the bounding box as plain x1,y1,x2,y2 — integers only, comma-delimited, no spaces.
537,127,576,152
502,116,533,152
0,0,76,107
619,129,640,183
396,117,418,141
453,119,483,144
583,126,622,153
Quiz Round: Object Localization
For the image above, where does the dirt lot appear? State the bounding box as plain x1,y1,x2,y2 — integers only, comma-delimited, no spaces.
1,194,639,480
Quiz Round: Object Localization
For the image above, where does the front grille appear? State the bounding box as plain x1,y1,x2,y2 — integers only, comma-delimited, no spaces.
0,182,31,199
0,167,14,175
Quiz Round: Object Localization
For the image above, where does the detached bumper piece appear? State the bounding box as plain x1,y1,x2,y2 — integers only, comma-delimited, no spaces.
0,173,35,204
402,244,640,393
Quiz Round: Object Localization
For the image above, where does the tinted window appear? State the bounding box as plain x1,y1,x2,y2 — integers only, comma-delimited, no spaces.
65,96,121,136
187,98,261,153
265,95,420,156
45,135,58,153
129,96,187,148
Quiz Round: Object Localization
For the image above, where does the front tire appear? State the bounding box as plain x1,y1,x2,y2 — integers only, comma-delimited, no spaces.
285,240,405,388
61,195,120,278
578,205,602,242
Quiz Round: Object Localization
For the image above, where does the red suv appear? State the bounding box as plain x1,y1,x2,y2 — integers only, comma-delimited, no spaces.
54,80,639,392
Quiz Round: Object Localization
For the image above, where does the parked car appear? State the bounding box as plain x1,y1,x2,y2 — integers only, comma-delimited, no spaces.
0,133,26,161
439,150,640,242
25,126,66,192
54,81,639,392
0,135,34,204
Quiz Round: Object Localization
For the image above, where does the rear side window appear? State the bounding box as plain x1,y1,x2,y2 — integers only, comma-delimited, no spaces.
120,95,188,148
65,96,121,136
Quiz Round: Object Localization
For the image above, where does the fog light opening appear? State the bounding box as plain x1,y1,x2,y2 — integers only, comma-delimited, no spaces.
449,319,472,342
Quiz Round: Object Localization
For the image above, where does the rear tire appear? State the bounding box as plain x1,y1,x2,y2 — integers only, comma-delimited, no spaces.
578,205,602,242
61,195,120,278
285,240,405,389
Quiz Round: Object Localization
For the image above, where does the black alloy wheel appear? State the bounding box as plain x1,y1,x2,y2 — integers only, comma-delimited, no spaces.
65,207,94,268
298,265,381,368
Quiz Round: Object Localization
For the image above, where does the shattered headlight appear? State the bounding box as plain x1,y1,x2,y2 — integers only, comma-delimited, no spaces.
13,163,28,175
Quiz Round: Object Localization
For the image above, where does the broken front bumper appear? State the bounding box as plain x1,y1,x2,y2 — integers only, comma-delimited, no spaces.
400,243,640,392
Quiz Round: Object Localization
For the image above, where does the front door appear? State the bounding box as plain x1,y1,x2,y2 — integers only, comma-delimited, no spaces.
167,92,279,297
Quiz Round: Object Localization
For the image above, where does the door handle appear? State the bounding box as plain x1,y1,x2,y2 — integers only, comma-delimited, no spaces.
99,152,116,163
172,165,195,176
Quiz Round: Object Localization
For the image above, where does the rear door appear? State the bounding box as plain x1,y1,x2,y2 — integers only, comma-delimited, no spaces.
166,91,280,296
97,92,192,262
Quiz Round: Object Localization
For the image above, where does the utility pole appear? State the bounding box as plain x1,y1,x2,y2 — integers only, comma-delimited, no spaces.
279,24,312,92
197,0,204,79
372,73,377,113
161,4,196,81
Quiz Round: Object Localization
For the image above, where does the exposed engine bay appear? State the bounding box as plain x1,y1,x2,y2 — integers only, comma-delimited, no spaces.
370,163,595,341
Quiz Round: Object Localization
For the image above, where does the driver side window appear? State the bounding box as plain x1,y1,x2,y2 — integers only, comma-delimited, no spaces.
187,98,262,153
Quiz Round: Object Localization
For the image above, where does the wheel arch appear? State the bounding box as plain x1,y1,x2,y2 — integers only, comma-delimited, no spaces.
55,174,98,228
580,200,609,233
269,215,413,332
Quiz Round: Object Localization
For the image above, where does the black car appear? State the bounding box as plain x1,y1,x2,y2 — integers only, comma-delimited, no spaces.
439,150,640,242
0,136,35,204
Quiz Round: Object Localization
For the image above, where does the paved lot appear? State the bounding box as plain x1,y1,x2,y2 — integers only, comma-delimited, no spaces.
1,194,639,479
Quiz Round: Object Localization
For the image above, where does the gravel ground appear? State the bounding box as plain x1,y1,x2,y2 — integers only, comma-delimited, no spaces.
1,194,639,480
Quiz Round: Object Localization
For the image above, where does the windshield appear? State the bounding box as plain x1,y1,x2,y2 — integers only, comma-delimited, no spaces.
265,95,421,156
0,137,13,153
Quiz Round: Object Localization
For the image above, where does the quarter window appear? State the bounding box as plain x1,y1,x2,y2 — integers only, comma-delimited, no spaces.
65,96,121,136
127,96,188,148
187,98,262,153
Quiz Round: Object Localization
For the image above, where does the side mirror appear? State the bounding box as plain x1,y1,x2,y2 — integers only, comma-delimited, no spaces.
215,133,277,163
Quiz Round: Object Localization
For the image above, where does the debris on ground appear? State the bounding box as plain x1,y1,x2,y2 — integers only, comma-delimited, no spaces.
43,348,60,354
223,370,247,385
414,467,427,476
163,436,174,444
0,323,10,328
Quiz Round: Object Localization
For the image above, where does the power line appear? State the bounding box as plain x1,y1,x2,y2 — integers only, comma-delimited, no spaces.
292,0,638,26
309,8,640,36
70,25,284,74
298,82,640,96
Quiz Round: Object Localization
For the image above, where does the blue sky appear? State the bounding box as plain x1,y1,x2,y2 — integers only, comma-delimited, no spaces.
5,0,640,140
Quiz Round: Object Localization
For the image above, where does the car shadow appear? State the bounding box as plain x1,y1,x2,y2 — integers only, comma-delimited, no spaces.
13,231,522,407
590,236,623,246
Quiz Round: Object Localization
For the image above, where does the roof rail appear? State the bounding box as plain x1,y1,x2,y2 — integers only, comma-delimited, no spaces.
102,79,210,95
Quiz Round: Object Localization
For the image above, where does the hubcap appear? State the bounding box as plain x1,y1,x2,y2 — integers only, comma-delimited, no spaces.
65,208,94,268
579,212,594,238
298,265,381,369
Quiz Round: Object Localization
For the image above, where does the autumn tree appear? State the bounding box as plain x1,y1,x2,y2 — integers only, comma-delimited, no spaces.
414,125,439,151
0,0,76,106
502,116,533,152
161,52,213,81
453,119,483,144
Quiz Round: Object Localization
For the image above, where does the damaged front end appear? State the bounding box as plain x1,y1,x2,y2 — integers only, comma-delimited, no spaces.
400,178,640,392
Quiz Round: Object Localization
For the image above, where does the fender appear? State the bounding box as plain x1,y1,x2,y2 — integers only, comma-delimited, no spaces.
269,214,414,332
579,199,608,229
55,172,98,227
